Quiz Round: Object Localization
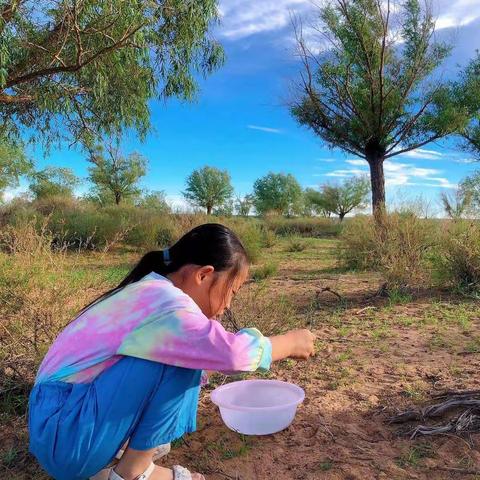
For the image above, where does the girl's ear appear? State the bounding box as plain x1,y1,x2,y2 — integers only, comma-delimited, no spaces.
196,265,215,284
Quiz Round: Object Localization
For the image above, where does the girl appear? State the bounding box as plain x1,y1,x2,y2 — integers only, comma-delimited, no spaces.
29,223,315,480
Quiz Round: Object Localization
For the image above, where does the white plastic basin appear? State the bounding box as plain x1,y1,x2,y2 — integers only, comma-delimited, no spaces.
210,379,305,435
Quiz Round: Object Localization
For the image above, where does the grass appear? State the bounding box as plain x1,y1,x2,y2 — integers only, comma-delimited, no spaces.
1,218,480,479
250,261,278,281
396,443,435,468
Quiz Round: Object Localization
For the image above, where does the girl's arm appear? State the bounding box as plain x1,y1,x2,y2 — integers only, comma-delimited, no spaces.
270,329,316,361
117,303,314,374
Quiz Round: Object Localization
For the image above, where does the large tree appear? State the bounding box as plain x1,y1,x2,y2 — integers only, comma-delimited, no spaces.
290,0,474,217
253,172,303,216
183,166,233,215
87,142,147,205
1,0,224,148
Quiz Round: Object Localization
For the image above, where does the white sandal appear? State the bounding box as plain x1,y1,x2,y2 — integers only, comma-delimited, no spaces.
107,462,201,480
89,444,172,480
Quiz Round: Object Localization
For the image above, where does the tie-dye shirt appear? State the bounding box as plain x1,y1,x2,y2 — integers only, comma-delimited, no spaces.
36,272,272,385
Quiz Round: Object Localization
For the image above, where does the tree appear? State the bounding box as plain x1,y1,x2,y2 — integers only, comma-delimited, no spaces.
136,190,170,214
440,189,473,219
290,0,474,217
1,1,224,149
460,171,480,212
321,176,370,221
87,142,147,206
29,166,80,200
304,188,332,217
236,194,254,216
0,140,33,198
253,172,303,216
453,53,480,156
183,166,233,215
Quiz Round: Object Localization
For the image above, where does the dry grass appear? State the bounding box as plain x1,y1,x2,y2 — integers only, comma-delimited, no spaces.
1,224,480,479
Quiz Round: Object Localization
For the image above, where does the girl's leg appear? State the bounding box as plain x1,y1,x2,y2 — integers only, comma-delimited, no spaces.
30,356,201,480
110,363,204,480
114,447,204,480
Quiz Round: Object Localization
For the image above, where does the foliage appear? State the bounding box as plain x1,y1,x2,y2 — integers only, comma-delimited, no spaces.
265,216,342,238
1,0,224,149
251,261,278,281
460,170,480,212
236,194,255,216
0,140,33,197
303,188,331,217
86,142,147,205
434,220,480,293
135,190,171,214
440,188,474,219
29,166,80,200
290,0,474,214
183,166,233,215
320,176,370,221
253,172,303,216
338,213,438,289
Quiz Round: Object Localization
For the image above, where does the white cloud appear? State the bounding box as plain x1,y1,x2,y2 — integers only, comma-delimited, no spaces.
247,124,282,134
434,0,480,30
1,186,28,202
218,0,480,41
325,168,366,177
323,159,455,189
346,159,368,166
317,158,337,163
165,194,192,212
401,148,444,160
218,0,313,40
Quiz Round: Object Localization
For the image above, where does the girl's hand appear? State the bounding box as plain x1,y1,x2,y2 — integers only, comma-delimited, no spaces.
270,329,316,362
286,329,316,359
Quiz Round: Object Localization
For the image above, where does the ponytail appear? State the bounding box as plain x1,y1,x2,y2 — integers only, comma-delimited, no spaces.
76,223,248,315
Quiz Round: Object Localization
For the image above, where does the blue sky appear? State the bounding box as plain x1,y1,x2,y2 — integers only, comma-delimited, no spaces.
10,0,480,210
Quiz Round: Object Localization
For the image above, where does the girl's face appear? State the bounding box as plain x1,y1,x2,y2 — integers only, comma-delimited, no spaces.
169,265,248,319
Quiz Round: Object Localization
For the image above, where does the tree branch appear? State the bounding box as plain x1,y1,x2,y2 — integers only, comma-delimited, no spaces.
6,22,145,88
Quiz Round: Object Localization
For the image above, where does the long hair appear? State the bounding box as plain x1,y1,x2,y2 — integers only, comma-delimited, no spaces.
78,223,249,314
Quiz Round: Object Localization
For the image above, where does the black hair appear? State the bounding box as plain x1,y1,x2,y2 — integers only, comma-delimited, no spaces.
79,223,249,314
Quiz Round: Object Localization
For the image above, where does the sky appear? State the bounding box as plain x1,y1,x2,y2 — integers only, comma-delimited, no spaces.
8,0,480,210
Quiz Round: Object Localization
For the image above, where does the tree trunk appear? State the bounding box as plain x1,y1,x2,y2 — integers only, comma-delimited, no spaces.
339,212,346,222
366,154,386,219
207,205,212,215
115,192,121,205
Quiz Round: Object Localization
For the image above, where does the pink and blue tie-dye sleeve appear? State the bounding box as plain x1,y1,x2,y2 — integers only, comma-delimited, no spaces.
117,305,272,374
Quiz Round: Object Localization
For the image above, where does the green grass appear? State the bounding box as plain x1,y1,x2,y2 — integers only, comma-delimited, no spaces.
396,443,435,468
250,261,278,281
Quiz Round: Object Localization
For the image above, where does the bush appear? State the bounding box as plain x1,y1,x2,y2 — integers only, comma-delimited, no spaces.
434,220,480,292
338,213,438,290
223,218,265,264
286,237,307,252
251,261,278,281
265,217,341,238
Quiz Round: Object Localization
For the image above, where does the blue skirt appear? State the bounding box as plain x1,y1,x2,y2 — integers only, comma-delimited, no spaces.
29,357,202,480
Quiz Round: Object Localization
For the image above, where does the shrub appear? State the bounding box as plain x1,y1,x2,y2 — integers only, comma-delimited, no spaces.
338,213,438,290
434,220,480,292
262,228,277,248
223,218,264,264
286,237,307,252
251,261,278,281
265,217,341,238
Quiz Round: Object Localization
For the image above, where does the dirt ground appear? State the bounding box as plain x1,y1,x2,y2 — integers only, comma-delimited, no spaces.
164,239,480,480
1,238,479,479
